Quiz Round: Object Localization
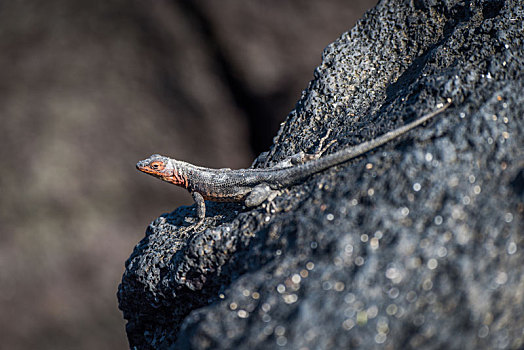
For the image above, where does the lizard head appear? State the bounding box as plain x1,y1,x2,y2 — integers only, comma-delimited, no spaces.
137,154,173,179
137,154,189,188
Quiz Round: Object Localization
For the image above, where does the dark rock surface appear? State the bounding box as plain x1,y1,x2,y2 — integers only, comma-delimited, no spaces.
118,0,524,348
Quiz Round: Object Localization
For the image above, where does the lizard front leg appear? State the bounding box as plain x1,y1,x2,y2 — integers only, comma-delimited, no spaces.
190,191,206,231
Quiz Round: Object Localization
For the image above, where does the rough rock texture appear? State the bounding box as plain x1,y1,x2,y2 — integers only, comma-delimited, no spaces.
118,0,524,349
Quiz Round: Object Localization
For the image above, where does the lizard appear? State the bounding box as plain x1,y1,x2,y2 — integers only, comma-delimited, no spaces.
137,101,451,230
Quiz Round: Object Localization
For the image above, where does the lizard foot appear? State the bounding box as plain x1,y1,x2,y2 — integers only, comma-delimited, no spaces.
263,190,280,214
315,129,337,158
177,217,205,234
271,129,338,168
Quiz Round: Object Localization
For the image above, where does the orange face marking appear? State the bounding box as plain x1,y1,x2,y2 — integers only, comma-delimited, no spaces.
137,156,188,188
137,159,168,177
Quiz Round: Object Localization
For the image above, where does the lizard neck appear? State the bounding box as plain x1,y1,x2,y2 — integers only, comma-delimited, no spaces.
163,159,190,189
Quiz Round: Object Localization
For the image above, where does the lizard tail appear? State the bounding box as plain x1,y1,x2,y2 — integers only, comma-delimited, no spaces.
279,102,451,187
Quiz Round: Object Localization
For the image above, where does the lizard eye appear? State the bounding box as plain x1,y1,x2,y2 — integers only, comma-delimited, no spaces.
150,161,165,171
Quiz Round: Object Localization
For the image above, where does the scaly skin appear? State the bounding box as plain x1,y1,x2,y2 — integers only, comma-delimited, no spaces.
137,102,451,229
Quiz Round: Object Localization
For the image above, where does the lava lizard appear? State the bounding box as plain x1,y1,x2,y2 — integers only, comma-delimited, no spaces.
137,101,451,230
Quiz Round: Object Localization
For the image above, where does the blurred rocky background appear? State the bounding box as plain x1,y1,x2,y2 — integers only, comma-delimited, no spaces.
0,0,376,349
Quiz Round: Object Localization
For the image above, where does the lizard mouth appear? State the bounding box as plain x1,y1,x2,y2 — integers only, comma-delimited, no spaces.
136,160,147,171
136,163,160,176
